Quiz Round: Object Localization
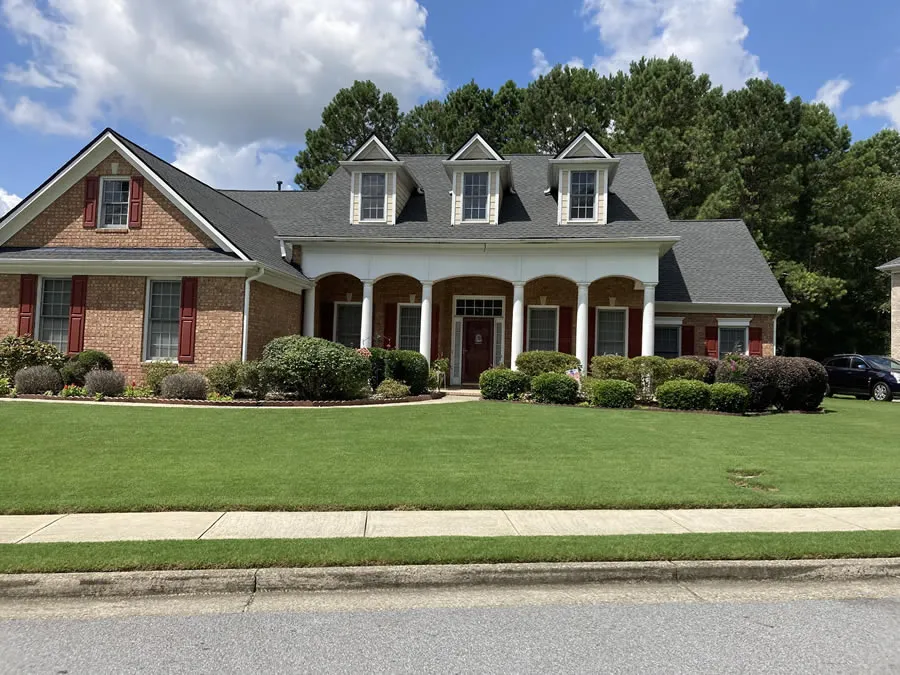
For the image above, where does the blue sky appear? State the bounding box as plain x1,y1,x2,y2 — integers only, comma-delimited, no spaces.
1,0,899,214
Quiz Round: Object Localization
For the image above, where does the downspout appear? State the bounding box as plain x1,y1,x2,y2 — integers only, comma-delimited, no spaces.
242,266,265,362
773,307,784,356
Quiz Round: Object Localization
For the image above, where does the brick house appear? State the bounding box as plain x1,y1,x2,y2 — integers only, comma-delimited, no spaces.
877,257,900,358
0,129,789,386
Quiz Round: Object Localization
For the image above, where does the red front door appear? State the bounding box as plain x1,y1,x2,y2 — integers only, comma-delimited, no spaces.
463,318,493,383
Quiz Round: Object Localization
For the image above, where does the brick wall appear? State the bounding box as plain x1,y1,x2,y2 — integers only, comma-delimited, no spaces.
194,277,244,371
434,277,514,366
0,274,19,338
373,275,421,347
82,276,147,382
246,281,302,359
314,274,363,338
892,272,899,359
657,312,776,357
525,276,578,352
6,151,215,249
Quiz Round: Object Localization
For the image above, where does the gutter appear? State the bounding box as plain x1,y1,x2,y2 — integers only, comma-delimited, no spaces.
275,235,681,246
241,266,265,362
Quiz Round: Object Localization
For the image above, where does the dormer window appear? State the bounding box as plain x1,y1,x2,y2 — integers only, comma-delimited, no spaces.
569,171,597,221
360,173,386,221
462,172,489,221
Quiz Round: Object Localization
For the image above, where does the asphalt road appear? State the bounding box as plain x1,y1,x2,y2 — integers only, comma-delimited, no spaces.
2,579,900,674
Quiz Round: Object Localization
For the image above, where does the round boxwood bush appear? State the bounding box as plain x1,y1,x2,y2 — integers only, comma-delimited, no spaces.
530,372,579,405
385,349,430,395
479,367,531,400
0,335,66,381
629,355,672,400
669,358,708,382
85,369,126,397
715,355,778,411
681,356,719,384
797,357,828,411
590,355,634,381
14,364,63,395
516,351,581,376
656,378,711,410
260,336,370,401
160,372,209,400
708,383,749,413
204,360,242,397
584,378,637,408
375,378,411,399
143,361,185,395
61,350,114,386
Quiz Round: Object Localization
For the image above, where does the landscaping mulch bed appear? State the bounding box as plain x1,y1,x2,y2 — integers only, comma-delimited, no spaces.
12,392,446,407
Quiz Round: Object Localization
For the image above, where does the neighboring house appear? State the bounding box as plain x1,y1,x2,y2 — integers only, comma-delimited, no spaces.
0,128,789,386
877,257,900,358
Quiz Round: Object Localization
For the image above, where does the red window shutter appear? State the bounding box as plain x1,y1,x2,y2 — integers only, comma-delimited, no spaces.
681,325,695,356
627,307,642,357
319,302,334,340
83,177,99,228
749,327,763,356
557,307,573,354
128,176,144,229
383,303,397,349
430,304,440,359
177,277,198,364
67,276,88,355
705,326,718,358
17,275,38,336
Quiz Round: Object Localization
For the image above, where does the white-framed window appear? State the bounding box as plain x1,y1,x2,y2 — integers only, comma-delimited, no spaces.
654,317,683,359
334,302,362,348
397,304,422,351
462,172,489,221
717,318,751,357
527,306,558,352
596,307,627,356
144,280,181,361
360,173,386,221
37,278,72,352
98,177,131,229
569,170,597,221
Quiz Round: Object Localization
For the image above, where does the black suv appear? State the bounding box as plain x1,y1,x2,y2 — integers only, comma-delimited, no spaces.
822,354,900,401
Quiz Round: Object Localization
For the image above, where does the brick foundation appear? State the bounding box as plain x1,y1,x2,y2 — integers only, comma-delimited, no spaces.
246,281,302,359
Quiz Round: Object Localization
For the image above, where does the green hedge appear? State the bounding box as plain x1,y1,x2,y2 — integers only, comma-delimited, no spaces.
584,378,637,408
590,355,633,381
715,355,824,412
669,358,708,382
375,378,411,399
143,362,185,395
682,356,720,384
656,379,711,410
61,350,114,386
516,351,581,376
708,383,749,413
384,349,430,395
0,335,66,381
530,372,579,405
260,336,370,401
479,367,530,400
630,355,672,400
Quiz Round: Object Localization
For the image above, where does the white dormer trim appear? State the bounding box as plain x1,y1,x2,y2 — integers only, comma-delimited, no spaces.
449,133,503,162
347,134,399,162
555,130,612,160
348,171,355,224
567,169,601,223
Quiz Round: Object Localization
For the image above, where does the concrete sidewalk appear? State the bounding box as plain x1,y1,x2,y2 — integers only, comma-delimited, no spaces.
2,507,900,544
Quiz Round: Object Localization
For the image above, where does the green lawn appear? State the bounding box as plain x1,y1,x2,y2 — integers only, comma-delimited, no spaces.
3,531,900,574
0,396,898,514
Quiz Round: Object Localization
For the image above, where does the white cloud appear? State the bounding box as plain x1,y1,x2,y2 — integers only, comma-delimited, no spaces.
0,0,443,186
814,78,851,111
0,188,22,217
531,48,551,79
172,138,297,190
583,0,764,90
850,90,900,130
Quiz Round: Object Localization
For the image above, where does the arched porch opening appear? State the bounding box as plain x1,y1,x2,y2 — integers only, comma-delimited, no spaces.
523,276,578,356
312,273,363,347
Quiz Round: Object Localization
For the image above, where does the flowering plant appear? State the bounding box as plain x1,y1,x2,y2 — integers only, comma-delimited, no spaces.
356,347,372,358
59,384,88,398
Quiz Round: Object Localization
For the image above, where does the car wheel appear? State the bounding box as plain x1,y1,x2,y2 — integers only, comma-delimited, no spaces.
872,382,893,402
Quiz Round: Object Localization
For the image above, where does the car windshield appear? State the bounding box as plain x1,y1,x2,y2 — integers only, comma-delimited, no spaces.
864,356,900,370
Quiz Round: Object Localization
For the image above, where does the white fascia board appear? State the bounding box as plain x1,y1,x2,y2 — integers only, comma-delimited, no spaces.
277,235,680,249
0,132,248,260
657,301,788,314
547,157,620,189
555,131,612,160
257,266,309,294
347,135,398,162
448,133,503,161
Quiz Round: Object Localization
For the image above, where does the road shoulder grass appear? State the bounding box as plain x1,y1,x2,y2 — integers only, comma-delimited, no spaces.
2,531,900,574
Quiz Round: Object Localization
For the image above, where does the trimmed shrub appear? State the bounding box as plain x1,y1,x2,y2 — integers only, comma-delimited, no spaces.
144,362,185,395
0,377,10,397
260,336,370,401
238,360,267,400
60,350,114,386
656,379,711,410
85,369,126,397
708,383,749,413
0,335,66,381
479,367,531,401
432,357,449,374
798,357,828,411
629,355,672,400
669,358,708,382
385,349,430,395
682,356,720,384
160,372,209,400
205,360,243,397
584,379,637,408
590,355,634,381
516,351,581,377
14,365,63,394
531,372,580,405
368,347,388,390
714,355,778,411
375,378,411,399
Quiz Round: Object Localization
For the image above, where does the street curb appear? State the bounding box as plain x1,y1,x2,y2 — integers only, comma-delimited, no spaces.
2,558,899,599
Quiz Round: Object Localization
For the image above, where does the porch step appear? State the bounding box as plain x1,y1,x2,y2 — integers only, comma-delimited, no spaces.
444,388,482,398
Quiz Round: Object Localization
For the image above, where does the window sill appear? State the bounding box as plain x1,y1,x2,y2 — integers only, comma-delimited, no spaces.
96,226,130,232
141,359,178,364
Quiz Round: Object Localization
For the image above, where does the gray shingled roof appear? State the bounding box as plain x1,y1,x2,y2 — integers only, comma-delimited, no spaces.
111,131,303,278
0,247,243,262
877,256,900,270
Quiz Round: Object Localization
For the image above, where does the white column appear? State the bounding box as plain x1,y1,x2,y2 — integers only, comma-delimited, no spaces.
641,282,656,356
360,279,374,348
575,282,590,372
302,285,316,337
510,282,525,370
419,281,433,362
